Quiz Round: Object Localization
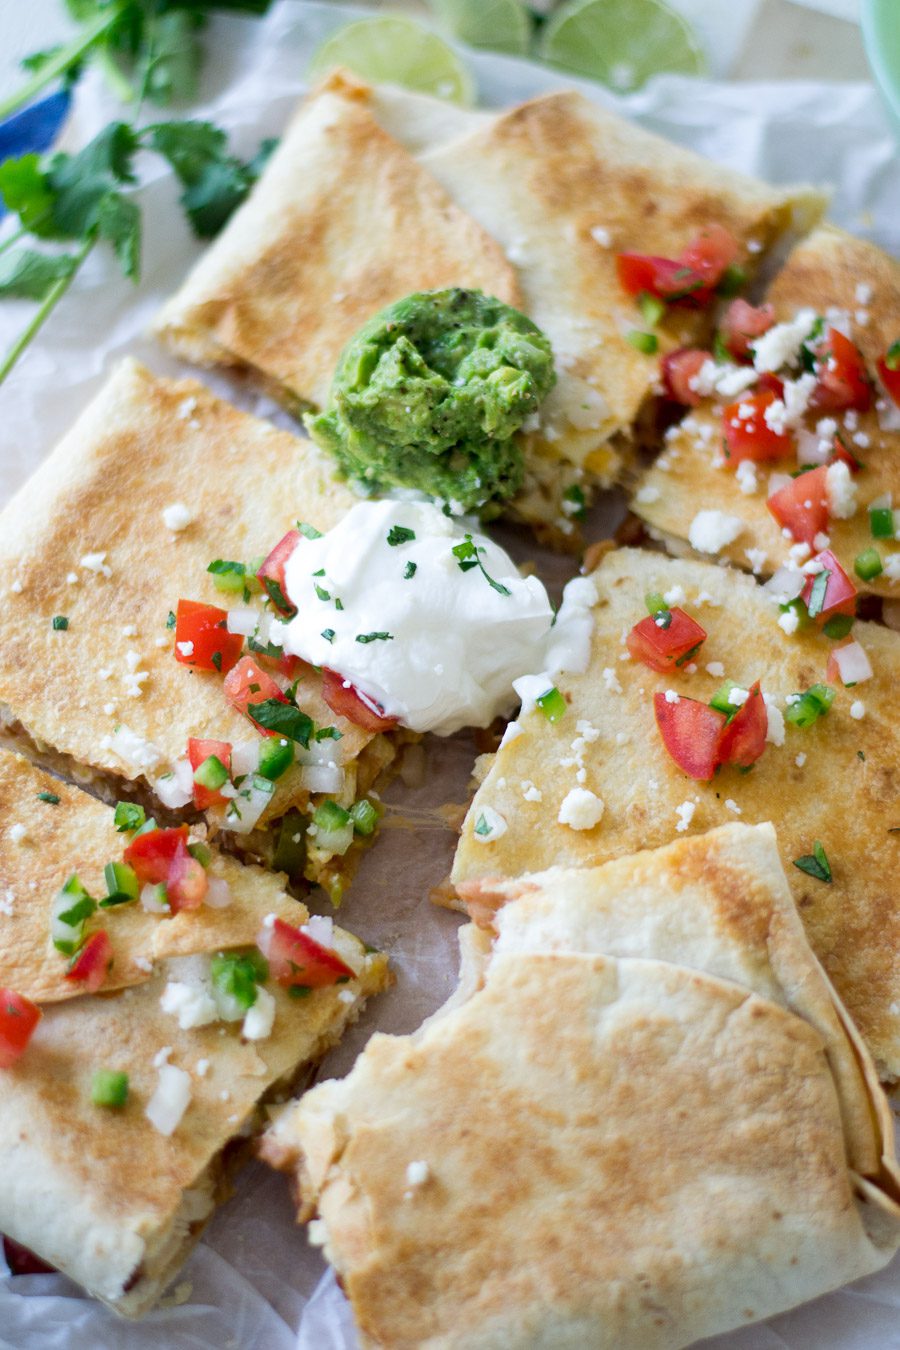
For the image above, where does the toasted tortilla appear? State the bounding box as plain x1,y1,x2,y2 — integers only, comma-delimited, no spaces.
263,826,900,1350
0,359,400,896
155,71,520,413
452,547,900,1079
632,225,900,596
0,943,389,1317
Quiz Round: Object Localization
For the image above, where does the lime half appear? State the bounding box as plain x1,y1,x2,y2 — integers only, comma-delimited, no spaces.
538,0,706,93
426,0,533,56
308,16,476,104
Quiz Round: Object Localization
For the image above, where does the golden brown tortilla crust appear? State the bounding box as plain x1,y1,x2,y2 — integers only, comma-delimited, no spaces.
271,953,895,1350
419,89,824,481
155,71,521,410
0,750,308,1003
0,360,375,830
632,225,900,595
452,548,900,1077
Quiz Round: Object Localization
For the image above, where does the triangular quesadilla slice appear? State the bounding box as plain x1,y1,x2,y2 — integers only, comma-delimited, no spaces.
631,225,900,597
262,826,900,1350
452,547,900,1079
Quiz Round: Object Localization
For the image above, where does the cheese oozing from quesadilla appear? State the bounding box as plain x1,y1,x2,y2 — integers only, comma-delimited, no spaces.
452,546,900,1081
262,824,900,1350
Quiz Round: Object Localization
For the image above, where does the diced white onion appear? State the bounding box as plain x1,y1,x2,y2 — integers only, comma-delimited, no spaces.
141,883,169,913
295,739,340,767
764,566,805,603
205,877,233,909
230,740,260,776
153,757,194,810
767,472,794,499
226,606,258,636
832,641,873,686
795,429,830,466
223,774,275,835
303,915,334,948
145,1064,192,1136
242,985,276,1041
310,823,354,856
299,763,345,794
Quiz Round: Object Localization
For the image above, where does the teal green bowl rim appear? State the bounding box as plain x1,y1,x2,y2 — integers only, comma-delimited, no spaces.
861,0,900,130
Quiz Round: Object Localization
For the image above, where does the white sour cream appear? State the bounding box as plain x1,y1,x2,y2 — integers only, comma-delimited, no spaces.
278,500,554,735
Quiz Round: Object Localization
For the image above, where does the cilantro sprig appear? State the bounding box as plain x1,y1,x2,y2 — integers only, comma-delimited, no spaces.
451,534,512,597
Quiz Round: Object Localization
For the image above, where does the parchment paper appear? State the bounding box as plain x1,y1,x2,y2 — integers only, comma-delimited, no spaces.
0,5,899,1345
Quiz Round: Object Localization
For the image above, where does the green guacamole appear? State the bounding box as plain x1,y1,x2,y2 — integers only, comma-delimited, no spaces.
304,288,555,513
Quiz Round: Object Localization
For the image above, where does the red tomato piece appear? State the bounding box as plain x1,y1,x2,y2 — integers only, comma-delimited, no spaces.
877,353,900,406
829,434,864,474
756,372,785,399
616,253,694,302
722,390,793,464
223,656,288,730
626,608,707,673
0,989,41,1069
653,692,727,782
800,549,857,622
188,737,233,810
321,667,399,733
766,465,829,547
65,931,112,994
2,1237,55,1275
124,825,207,912
810,328,871,412
259,917,355,989
720,299,775,361
256,529,300,614
661,348,709,406
174,600,244,675
718,681,767,769
679,223,740,287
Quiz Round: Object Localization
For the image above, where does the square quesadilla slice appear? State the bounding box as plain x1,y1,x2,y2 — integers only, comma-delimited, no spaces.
631,225,900,597
262,825,900,1350
0,359,409,902
451,546,900,1079
0,750,390,1316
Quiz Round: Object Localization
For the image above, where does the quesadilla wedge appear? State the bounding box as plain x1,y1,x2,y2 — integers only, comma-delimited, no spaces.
262,825,900,1350
452,547,900,1079
0,750,390,1317
0,359,411,902
631,225,900,596
155,70,521,416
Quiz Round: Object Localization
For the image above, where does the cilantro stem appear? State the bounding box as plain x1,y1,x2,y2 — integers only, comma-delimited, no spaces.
0,9,123,122
0,234,94,386
0,226,30,258
96,48,138,107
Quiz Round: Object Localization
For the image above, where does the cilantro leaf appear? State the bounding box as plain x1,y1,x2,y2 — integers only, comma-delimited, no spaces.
0,154,57,236
0,249,78,300
247,699,313,747
143,120,269,238
45,122,138,238
451,534,512,597
792,840,832,884
95,192,141,281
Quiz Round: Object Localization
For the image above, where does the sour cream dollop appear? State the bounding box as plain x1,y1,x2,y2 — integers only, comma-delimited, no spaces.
278,500,554,734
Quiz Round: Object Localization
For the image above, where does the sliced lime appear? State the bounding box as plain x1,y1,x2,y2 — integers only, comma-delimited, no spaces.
426,0,533,56
538,0,706,92
308,17,476,105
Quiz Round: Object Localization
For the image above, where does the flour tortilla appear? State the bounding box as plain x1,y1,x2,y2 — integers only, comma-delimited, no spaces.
632,225,900,596
262,827,900,1349
0,359,399,892
155,71,520,412
452,547,900,1079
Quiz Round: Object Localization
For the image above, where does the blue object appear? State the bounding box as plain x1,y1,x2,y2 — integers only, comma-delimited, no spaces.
0,90,70,214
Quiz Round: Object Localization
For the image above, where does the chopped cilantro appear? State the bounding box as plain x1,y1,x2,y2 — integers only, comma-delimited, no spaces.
262,576,295,615
792,840,832,884
805,569,831,619
166,610,176,630
36,790,60,804
452,535,511,597
314,583,331,602
315,726,342,741
562,484,587,521
321,628,335,643
403,561,417,580
247,698,313,747
474,813,493,837
637,290,665,327
626,329,658,355
211,650,222,672
297,521,322,539
387,525,416,546
51,615,68,630
113,801,145,833
886,340,900,372
356,632,393,643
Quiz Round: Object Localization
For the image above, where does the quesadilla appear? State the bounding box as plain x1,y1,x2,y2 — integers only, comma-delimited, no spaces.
631,225,900,596
262,825,900,1350
0,359,409,902
452,546,900,1079
0,750,390,1316
155,70,520,416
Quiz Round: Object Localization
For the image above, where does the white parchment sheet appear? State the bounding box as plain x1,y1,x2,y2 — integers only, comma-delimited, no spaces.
0,5,898,1345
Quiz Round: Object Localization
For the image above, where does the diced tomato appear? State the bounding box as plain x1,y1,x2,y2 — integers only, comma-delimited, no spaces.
756,372,784,399
653,692,727,782
256,530,300,615
829,434,864,474
174,600,244,675
718,681,767,769
810,328,871,413
65,931,112,994
720,299,774,361
188,737,232,810
877,351,900,406
0,989,41,1069
124,825,207,912
626,608,707,673
722,390,793,464
2,1236,54,1275
661,348,709,406
259,917,355,989
321,668,399,733
679,224,740,287
617,224,739,307
223,656,288,730
767,465,829,547
800,549,857,623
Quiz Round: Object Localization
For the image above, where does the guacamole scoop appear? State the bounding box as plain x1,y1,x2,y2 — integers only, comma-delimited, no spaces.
304,288,555,513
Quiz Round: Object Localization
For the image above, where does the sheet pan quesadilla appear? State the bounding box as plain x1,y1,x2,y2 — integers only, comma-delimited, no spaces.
0,750,390,1316
0,359,412,902
452,547,900,1079
631,225,900,597
262,825,900,1350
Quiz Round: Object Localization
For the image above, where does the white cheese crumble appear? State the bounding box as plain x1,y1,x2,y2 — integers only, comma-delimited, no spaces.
705,661,725,678
735,461,758,495
590,225,612,247
745,548,767,574
80,550,112,578
242,985,276,1041
795,752,807,768
557,788,604,831
688,510,744,554
778,609,800,636
664,689,680,704
161,980,219,1030
146,1063,192,1137
764,694,785,747
9,824,27,845
602,667,622,694
825,460,858,520
674,801,696,833
405,1160,430,1187
635,484,660,504
162,503,192,532
752,308,818,372
724,799,741,815
849,700,866,720
102,724,163,773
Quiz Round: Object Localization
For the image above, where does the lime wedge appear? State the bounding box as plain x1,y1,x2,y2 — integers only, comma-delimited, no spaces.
426,0,533,56
308,16,476,105
538,0,706,92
